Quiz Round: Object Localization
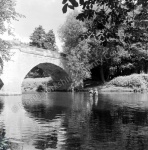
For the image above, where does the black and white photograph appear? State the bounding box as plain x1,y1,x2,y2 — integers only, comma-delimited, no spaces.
0,0,148,149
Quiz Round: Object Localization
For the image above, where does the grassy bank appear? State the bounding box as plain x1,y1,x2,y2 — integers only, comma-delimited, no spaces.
22,77,52,92
22,77,72,92
22,74,148,93
100,74,148,92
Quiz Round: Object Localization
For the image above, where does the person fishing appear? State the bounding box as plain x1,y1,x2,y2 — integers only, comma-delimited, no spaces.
89,88,94,96
94,88,98,95
89,88,98,96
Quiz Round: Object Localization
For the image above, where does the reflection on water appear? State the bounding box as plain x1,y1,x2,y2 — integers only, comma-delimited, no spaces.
0,92,148,149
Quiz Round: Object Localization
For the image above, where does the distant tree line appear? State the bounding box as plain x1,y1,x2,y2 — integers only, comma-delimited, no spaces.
30,25,57,51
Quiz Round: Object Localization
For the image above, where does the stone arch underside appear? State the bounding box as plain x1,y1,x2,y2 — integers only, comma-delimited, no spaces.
22,63,72,92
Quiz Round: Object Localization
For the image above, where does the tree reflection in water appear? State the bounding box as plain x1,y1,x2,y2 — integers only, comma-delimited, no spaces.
34,133,58,149
60,93,148,150
23,92,72,149
60,93,94,150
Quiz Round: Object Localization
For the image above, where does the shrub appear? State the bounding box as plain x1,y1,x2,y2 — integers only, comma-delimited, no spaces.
36,85,45,92
107,74,148,90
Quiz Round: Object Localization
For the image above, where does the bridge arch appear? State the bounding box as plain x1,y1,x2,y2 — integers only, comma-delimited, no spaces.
0,46,71,95
22,62,71,92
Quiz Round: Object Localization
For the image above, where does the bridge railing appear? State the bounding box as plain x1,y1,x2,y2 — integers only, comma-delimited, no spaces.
11,45,69,60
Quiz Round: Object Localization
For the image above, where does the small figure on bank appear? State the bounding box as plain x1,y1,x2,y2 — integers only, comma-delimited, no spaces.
71,87,74,92
93,88,98,95
89,88,94,96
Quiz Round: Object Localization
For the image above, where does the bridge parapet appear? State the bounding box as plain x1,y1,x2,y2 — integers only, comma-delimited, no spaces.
12,46,62,59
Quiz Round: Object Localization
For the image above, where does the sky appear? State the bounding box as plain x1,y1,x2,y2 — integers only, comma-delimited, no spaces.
3,0,71,51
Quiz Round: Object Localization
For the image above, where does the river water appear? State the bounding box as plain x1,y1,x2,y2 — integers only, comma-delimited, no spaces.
0,92,148,149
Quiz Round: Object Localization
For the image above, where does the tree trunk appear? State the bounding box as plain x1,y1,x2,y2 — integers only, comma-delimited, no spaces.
144,61,148,73
100,65,105,83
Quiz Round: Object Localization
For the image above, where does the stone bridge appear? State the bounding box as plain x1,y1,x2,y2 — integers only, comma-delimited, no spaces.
0,46,71,95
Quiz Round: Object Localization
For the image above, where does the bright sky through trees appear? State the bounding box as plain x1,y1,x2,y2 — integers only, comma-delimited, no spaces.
2,0,71,51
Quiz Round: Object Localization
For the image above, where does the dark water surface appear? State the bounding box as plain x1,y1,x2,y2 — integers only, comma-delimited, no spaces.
0,92,148,149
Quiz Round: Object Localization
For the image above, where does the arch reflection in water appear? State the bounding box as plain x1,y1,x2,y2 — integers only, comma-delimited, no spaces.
22,92,73,149
22,92,73,121
0,93,74,150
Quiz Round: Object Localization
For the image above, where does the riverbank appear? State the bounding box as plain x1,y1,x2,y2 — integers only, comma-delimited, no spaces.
22,77,72,92
22,74,148,93
99,74,148,92
22,77,52,92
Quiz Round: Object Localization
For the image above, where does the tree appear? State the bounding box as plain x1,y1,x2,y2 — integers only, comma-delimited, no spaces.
61,0,148,81
107,3,148,76
30,26,57,51
67,40,91,88
59,11,91,88
43,30,56,50
62,1,148,50
59,11,85,51
0,0,22,34
30,25,46,48
0,0,22,70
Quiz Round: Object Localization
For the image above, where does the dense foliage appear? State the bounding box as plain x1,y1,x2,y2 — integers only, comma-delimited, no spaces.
59,11,91,87
60,0,148,86
0,0,22,70
107,74,148,92
30,25,56,51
